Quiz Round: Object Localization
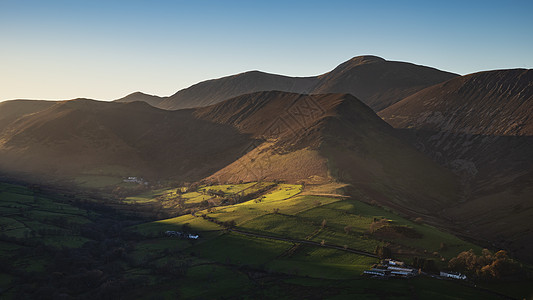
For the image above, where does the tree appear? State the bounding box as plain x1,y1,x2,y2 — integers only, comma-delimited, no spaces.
439,242,448,251
423,259,438,273
449,248,522,281
375,245,392,259
344,225,352,234
321,219,327,228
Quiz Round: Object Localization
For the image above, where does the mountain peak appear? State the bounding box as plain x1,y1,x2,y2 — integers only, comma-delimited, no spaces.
115,91,165,107
347,55,386,64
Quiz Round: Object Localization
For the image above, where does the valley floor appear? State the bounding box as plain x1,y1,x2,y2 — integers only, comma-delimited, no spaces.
0,181,531,299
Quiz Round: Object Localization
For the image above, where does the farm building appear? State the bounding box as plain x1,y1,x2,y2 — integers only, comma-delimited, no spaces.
363,268,390,277
123,176,148,184
165,231,199,239
382,259,405,266
440,271,467,280
363,259,418,278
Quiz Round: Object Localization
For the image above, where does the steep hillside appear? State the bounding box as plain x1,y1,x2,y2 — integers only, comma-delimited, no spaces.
380,69,533,135
0,99,251,183
116,56,457,111
379,69,533,261
196,91,459,216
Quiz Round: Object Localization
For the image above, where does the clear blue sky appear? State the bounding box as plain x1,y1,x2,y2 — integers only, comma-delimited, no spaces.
1,0,532,101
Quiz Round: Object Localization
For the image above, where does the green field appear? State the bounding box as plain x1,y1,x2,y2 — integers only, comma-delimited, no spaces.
1,181,530,299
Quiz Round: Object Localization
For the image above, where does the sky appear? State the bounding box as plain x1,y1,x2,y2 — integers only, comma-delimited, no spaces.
1,0,532,101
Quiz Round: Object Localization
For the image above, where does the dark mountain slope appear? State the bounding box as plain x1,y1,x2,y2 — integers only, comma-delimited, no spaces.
379,69,533,262
380,69,533,135
158,71,316,110
0,99,251,182
0,100,56,128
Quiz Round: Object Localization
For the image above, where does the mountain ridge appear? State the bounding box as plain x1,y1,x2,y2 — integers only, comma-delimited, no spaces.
115,55,458,111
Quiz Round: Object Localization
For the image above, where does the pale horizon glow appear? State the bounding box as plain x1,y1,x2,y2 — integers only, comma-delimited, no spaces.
1,0,532,102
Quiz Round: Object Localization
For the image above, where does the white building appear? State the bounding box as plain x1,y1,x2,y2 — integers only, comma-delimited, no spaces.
383,259,405,266
165,231,199,240
364,269,389,276
440,271,467,280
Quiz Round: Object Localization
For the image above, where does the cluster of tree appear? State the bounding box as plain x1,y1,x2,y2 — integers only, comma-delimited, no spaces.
200,214,236,228
369,218,389,233
448,249,523,281
205,189,226,198
205,183,276,207
374,245,392,258
412,257,438,273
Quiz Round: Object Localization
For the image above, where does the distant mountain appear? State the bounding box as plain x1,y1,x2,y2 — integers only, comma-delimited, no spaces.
379,69,533,261
159,72,317,110
114,91,166,107
312,56,458,111
115,56,457,111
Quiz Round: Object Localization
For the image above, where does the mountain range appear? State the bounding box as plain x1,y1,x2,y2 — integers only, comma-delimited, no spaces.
0,56,531,263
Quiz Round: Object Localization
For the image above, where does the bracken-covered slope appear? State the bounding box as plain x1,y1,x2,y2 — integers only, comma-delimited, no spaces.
116,56,457,112
196,91,459,216
380,69,533,135
379,69,533,262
